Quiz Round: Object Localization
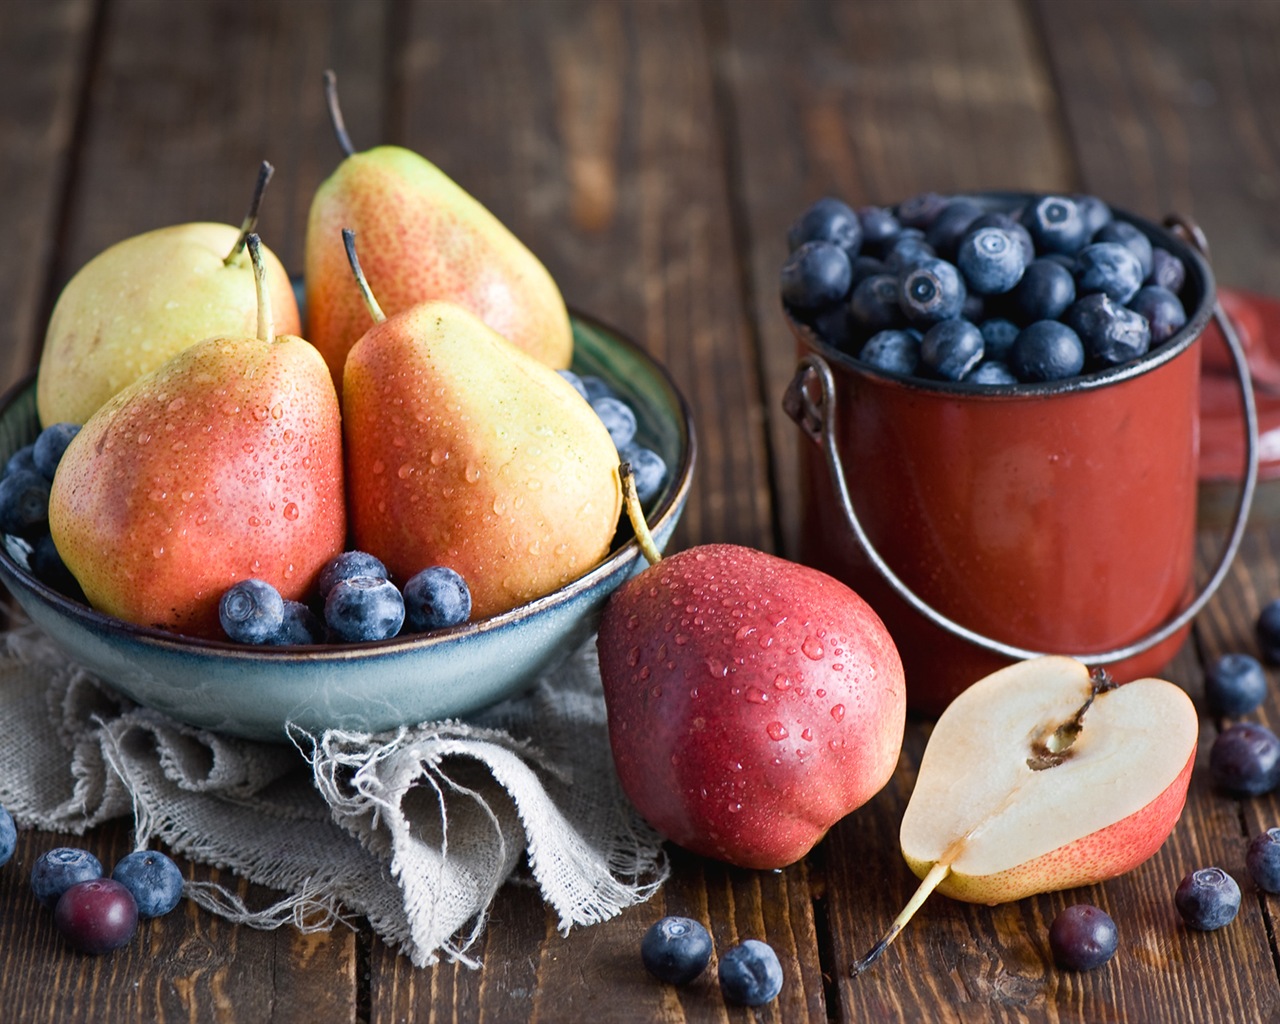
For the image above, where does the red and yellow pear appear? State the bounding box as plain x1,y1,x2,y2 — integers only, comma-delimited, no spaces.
48,235,345,639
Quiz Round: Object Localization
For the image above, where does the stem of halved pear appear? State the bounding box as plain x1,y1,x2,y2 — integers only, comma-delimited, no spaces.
246,233,273,345
223,160,274,265
342,228,387,325
323,69,357,158
619,462,664,566
851,860,953,976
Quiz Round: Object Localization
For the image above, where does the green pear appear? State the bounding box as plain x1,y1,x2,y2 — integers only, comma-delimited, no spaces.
341,231,618,620
37,162,300,427
48,235,345,640
304,71,572,389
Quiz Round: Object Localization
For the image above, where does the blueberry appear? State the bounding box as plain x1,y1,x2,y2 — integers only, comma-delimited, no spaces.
1020,195,1090,255
54,878,138,954
591,396,638,450
1074,194,1113,238
1049,904,1119,971
1247,828,1280,893
1209,722,1280,796
580,375,615,402
857,206,901,256
5,443,36,479
1064,293,1151,367
961,290,986,324
403,566,472,632
0,803,14,867
849,274,907,335
0,468,50,537
619,444,668,504
957,227,1028,295
896,191,949,229
882,230,936,273
1149,247,1187,293
849,255,889,288
967,211,1036,265
898,258,966,326
219,579,285,645
1076,242,1145,304
1175,867,1240,930
31,847,103,909
798,301,857,353
859,329,921,376
966,360,1018,386
640,915,712,985
325,576,405,642
1258,599,1280,664
780,240,853,310
316,550,389,601
920,319,984,381
979,318,1020,361
1010,259,1076,324
1204,653,1267,717
1094,220,1154,280
32,422,81,480
30,532,83,598
1010,321,1085,382
786,196,863,257
112,850,184,918
1128,285,1187,344
924,197,985,260
557,369,590,401
273,600,322,644
717,938,783,1007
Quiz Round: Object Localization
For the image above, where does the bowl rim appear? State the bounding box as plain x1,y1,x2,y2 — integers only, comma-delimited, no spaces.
0,308,696,663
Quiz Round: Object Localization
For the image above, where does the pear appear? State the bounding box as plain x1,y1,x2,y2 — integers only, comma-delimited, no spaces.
341,230,618,620
853,656,1197,974
304,70,571,388
48,235,345,640
37,162,300,427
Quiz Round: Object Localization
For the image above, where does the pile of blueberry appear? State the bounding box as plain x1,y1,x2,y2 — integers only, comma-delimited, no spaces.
0,421,83,598
559,368,667,506
781,192,1191,385
641,916,782,1007
0,801,185,955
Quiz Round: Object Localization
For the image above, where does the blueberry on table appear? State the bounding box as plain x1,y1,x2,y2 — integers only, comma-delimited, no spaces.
640,916,712,985
1128,285,1187,344
957,226,1028,294
316,550,389,600
1075,242,1145,304
979,318,1020,361
857,205,901,256
718,939,783,1006
1209,722,1280,796
898,258,966,326
1010,321,1085,382
112,850,184,918
859,329,922,376
32,422,80,480
591,396,638,450
1049,904,1119,971
1011,259,1076,323
895,191,949,229
1064,293,1151,367
31,847,103,909
1149,247,1187,294
1204,652,1267,717
326,576,405,642
0,803,15,867
1020,195,1090,255
786,196,863,257
274,600,323,645
1175,867,1240,930
924,197,985,260
619,444,668,504
1247,828,1280,893
403,566,472,632
54,878,138,955
1093,220,1154,280
219,579,286,645
780,240,853,310
1258,600,1280,664
849,274,908,335
920,319,984,381
966,360,1018,386
0,468,50,537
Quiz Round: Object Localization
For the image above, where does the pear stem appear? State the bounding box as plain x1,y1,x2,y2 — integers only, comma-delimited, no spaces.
323,69,357,158
246,233,273,345
223,160,274,265
851,860,952,976
620,462,664,566
342,228,386,324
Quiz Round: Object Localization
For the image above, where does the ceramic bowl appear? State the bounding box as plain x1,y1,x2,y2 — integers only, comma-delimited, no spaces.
0,313,694,741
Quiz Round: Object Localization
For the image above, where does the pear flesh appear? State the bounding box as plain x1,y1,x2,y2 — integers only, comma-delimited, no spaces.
37,223,300,427
342,300,619,621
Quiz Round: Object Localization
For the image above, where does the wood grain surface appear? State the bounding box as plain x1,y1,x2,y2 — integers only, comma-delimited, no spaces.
3,1,1280,1021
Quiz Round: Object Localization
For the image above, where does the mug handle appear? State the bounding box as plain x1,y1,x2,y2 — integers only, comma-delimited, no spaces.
782,300,1259,667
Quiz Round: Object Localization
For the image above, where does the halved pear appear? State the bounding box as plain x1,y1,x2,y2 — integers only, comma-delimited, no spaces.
855,655,1197,974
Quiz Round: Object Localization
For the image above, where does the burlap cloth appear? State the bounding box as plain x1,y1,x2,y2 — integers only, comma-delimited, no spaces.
0,623,668,967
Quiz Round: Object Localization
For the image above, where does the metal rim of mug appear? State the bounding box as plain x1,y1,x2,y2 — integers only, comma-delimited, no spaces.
783,206,1259,667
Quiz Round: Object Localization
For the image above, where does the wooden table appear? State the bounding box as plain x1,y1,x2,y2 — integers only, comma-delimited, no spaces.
3,1,1280,1020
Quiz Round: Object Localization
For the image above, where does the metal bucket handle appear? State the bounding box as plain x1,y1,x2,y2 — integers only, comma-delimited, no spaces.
783,218,1258,667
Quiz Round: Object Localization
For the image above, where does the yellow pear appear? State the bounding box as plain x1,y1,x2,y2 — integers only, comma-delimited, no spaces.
341,232,618,620
304,71,571,389
37,162,300,426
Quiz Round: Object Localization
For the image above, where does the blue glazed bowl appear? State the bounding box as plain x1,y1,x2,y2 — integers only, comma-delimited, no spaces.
0,313,694,741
